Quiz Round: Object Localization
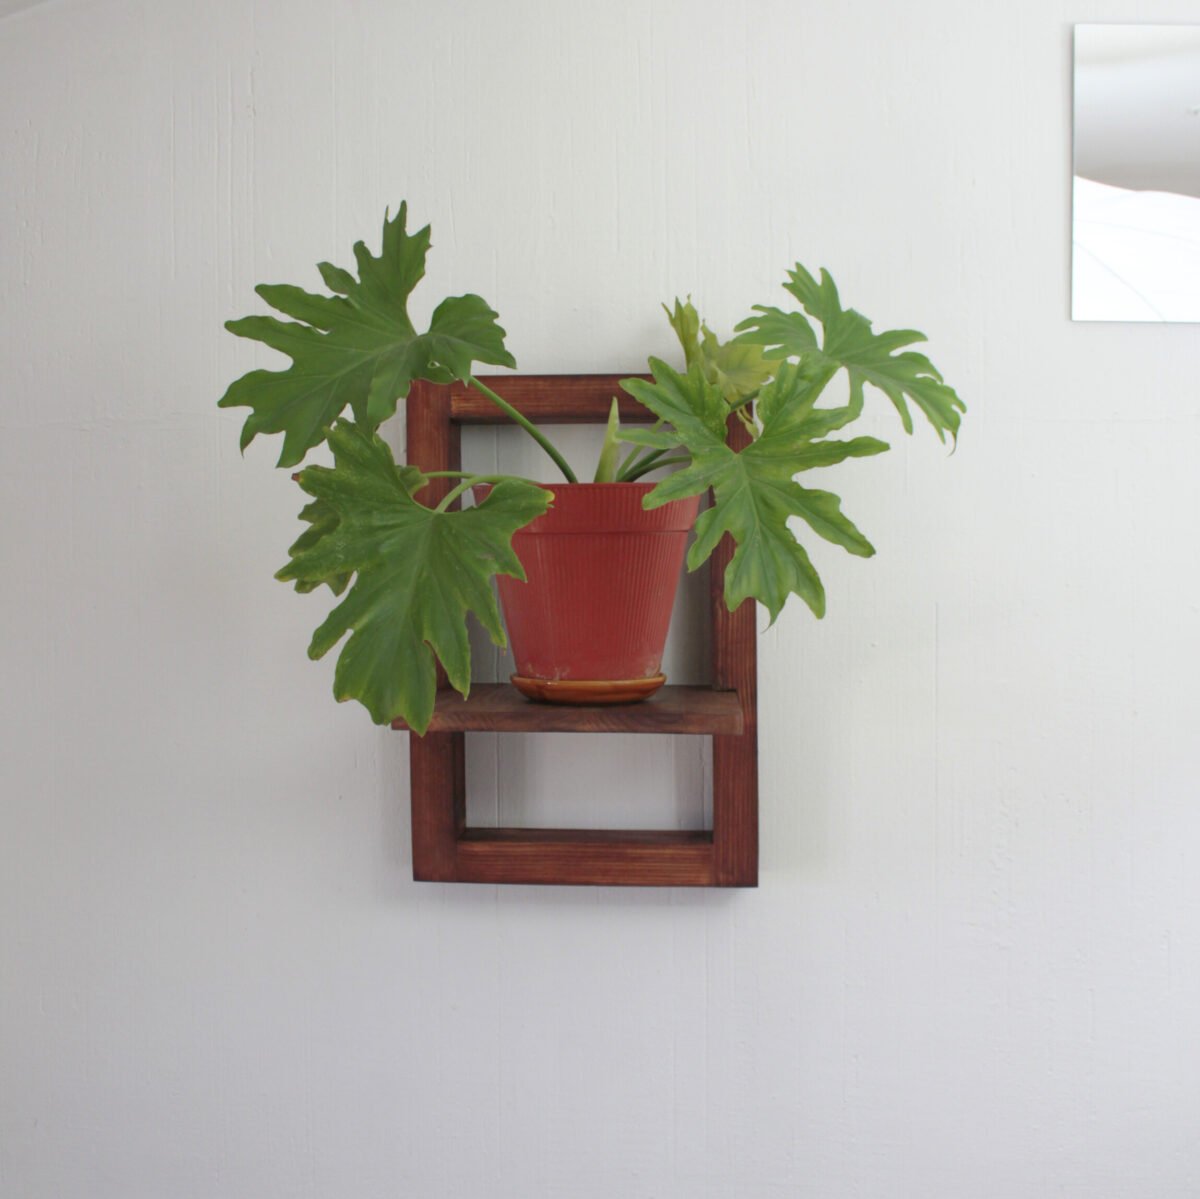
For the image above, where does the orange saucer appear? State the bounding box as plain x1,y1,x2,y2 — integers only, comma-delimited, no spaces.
510,674,666,705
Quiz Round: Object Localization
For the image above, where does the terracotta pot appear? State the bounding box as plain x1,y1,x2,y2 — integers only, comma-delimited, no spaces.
475,482,700,704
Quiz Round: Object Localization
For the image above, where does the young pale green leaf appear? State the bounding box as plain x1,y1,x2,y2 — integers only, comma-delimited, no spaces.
734,262,966,442
701,330,774,405
277,421,550,732
663,298,703,369
219,203,517,468
663,297,772,406
593,397,623,482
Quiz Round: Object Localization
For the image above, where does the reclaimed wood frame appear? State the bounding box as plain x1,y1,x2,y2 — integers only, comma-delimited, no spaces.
398,375,758,887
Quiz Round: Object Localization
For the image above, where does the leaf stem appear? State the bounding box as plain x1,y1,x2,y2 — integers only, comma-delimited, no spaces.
617,447,666,481
621,455,692,483
433,473,525,513
467,376,578,483
614,420,664,479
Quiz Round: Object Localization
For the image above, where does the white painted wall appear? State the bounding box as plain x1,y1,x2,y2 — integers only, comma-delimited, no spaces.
3,1,1199,1195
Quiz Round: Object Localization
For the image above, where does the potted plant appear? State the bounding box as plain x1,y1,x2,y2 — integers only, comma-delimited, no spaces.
219,203,964,733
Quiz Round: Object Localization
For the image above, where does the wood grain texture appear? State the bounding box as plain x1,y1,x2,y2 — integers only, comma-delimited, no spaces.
392,684,744,735
448,374,654,424
409,733,465,881
710,416,759,886
406,379,461,507
406,382,466,881
456,829,715,887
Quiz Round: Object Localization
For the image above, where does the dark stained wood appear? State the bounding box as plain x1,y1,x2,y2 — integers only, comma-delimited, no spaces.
456,829,715,887
462,828,712,844
710,415,759,887
406,381,466,881
392,684,743,736
402,375,759,888
447,374,655,425
409,733,464,881
407,379,461,508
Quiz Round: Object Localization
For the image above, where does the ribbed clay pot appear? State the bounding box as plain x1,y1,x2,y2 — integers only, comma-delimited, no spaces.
475,482,700,704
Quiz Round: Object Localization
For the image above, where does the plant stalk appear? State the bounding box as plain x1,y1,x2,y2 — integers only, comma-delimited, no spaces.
618,447,670,481
614,420,664,479
621,455,692,483
433,473,524,513
467,376,578,483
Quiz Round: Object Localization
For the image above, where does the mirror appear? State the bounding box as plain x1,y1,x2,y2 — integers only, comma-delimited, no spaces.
1073,24,1200,321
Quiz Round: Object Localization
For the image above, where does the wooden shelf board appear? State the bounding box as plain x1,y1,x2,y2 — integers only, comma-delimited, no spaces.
392,683,743,735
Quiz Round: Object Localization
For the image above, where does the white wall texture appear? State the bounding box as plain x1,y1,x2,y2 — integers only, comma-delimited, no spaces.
3,1,1199,1195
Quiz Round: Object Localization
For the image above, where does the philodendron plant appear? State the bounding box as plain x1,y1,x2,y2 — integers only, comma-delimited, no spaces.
219,204,964,732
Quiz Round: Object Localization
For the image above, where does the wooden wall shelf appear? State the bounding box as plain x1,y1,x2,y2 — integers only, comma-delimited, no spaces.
403,375,758,888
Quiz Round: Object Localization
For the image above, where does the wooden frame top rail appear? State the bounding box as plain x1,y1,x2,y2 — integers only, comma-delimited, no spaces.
446,374,655,424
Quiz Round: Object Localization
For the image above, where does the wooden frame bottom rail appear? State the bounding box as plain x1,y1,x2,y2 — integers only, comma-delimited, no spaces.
457,829,714,887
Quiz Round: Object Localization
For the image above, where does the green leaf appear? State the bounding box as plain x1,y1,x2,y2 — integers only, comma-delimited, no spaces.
277,421,550,731
285,497,352,596
664,298,703,369
219,203,517,468
625,359,887,621
663,297,772,406
731,305,818,359
701,333,775,405
621,358,729,446
734,263,966,441
688,480,829,620
615,425,678,450
593,397,622,482
282,460,426,596
786,487,875,557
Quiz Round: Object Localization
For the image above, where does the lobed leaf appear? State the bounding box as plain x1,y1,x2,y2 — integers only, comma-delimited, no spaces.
620,358,729,446
622,358,888,621
735,262,966,443
219,203,516,468
664,296,773,405
285,497,352,596
278,421,550,731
